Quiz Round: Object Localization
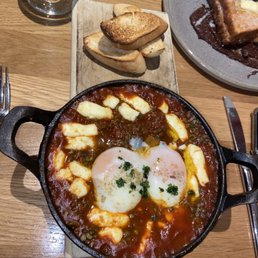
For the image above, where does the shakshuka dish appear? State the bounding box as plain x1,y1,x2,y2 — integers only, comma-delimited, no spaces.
46,84,218,257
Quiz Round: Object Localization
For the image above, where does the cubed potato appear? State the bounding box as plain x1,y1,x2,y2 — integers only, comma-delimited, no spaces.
65,136,95,150
99,227,123,244
87,207,129,227
118,103,140,121
77,100,113,119
56,167,73,182
53,149,66,170
184,144,209,186
119,93,151,114
103,95,120,109
69,161,91,181
166,113,188,142
62,123,98,137
69,178,90,198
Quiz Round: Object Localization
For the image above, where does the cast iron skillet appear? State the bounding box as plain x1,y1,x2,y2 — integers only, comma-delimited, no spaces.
0,79,258,257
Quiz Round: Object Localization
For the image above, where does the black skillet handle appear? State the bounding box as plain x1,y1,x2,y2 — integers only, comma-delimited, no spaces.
0,106,56,180
221,146,258,211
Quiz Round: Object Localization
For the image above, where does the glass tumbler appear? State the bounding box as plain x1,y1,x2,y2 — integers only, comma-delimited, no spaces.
19,0,74,25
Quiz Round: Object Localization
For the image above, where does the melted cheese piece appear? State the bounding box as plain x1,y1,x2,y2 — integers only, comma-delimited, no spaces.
65,136,95,150
119,93,151,114
158,100,169,114
103,95,120,109
99,227,123,244
184,144,209,186
53,149,66,170
69,178,90,198
118,103,140,121
87,207,129,228
138,221,153,253
69,161,92,181
188,175,200,199
62,123,98,137
77,100,113,119
166,113,188,142
56,167,73,182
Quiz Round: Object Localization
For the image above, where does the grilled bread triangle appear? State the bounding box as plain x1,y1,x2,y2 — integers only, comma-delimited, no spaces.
100,12,168,50
83,32,146,74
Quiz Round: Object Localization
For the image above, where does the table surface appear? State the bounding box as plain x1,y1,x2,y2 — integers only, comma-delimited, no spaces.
0,0,257,257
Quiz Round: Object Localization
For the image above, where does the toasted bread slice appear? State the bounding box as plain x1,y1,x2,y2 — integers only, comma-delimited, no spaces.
100,12,168,50
113,4,141,16
84,32,146,74
210,0,258,45
139,37,165,58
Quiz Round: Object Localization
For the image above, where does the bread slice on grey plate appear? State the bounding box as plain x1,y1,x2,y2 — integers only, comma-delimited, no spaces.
113,3,141,16
100,12,168,50
140,37,165,58
83,32,146,74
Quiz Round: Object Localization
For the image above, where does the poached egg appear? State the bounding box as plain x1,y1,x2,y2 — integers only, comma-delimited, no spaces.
92,144,187,213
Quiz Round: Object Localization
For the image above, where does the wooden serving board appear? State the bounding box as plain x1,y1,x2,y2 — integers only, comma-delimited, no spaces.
71,0,178,97
67,0,178,256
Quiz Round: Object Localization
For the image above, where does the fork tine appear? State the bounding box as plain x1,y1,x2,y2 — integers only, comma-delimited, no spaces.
4,67,10,112
0,65,2,109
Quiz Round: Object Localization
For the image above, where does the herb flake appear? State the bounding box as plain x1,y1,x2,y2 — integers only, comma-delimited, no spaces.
116,178,126,188
166,184,178,195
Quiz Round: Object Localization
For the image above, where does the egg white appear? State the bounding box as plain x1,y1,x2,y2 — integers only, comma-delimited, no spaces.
144,144,187,207
92,147,144,213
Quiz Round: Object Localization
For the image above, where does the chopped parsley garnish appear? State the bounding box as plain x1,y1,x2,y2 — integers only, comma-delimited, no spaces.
188,189,195,196
151,215,157,221
123,161,133,171
118,156,133,171
143,165,150,178
116,178,126,188
159,187,164,192
130,182,137,190
139,180,150,198
166,184,178,195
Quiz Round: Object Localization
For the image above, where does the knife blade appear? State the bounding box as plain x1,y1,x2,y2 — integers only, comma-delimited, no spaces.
223,96,258,257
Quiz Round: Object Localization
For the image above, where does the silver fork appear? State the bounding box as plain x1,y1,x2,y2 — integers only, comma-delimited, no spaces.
0,66,10,125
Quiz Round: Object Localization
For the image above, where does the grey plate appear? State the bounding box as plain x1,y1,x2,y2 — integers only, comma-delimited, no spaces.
163,0,258,92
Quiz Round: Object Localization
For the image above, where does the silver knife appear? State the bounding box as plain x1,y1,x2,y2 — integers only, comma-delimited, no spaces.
223,96,258,257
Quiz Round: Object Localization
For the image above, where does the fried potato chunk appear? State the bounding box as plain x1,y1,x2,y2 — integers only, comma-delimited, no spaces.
77,100,113,119
69,161,91,181
87,207,129,228
184,144,209,186
69,178,90,198
99,227,123,244
62,123,98,137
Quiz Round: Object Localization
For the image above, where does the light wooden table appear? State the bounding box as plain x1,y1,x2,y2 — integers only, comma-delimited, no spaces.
0,0,257,257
